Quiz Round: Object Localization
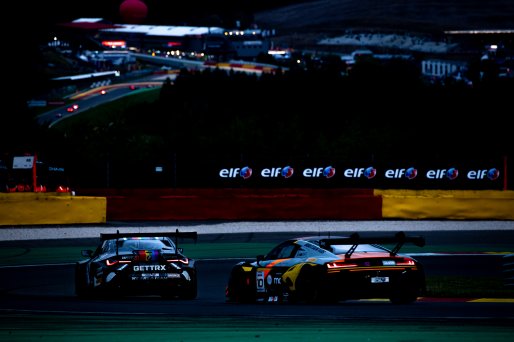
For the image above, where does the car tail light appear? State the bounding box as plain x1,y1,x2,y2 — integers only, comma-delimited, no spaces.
395,258,416,266
106,259,118,266
327,261,358,269
167,257,189,265
106,259,131,266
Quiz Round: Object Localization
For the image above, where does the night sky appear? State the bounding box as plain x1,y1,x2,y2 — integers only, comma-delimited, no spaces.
9,0,279,103
21,0,271,31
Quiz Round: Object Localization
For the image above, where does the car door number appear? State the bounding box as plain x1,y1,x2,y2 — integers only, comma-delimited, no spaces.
256,270,265,292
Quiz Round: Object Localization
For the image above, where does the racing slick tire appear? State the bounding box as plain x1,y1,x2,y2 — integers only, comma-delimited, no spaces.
389,279,422,304
74,264,93,298
389,271,425,304
160,270,197,300
290,264,332,304
180,274,198,300
226,264,256,303
389,286,420,304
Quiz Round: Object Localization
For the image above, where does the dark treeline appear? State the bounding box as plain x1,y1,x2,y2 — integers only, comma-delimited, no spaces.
102,59,512,160
4,57,513,188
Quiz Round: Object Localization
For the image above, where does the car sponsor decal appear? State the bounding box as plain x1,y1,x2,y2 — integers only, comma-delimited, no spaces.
266,273,282,286
265,259,288,268
133,265,166,271
133,250,160,262
131,273,181,281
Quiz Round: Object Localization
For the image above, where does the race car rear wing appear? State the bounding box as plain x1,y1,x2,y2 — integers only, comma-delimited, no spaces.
101,229,198,256
319,231,425,257
100,229,198,242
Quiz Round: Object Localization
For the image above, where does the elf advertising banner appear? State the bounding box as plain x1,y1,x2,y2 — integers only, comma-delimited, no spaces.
171,156,509,190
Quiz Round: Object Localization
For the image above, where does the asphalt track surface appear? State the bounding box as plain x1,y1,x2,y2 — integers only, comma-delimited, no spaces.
1,220,514,341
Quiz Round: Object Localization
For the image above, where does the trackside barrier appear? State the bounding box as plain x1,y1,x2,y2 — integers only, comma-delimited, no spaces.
78,188,383,222
503,254,514,287
1,189,513,226
375,189,514,220
0,193,106,226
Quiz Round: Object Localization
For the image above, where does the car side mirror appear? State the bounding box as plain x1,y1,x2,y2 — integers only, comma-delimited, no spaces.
256,255,264,265
81,250,93,257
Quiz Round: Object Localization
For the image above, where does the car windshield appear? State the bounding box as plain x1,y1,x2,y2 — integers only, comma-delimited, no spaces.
118,239,170,251
100,238,175,254
330,244,388,254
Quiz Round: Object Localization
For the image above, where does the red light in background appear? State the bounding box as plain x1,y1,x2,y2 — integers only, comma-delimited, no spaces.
102,40,127,48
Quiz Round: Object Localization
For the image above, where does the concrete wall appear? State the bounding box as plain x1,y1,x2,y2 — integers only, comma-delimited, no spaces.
0,193,106,226
77,188,383,221
376,189,514,220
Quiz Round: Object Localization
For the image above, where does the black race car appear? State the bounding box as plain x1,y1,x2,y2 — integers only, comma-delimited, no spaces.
75,230,198,299
226,231,426,304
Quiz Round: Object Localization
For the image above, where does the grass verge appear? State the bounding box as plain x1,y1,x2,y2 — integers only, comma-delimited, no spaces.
426,275,514,298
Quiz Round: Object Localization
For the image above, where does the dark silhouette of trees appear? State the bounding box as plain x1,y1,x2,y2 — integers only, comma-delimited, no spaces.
9,55,512,188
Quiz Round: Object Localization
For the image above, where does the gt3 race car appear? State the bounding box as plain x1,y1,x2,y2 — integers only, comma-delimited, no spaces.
226,231,426,304
75,229,198,299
